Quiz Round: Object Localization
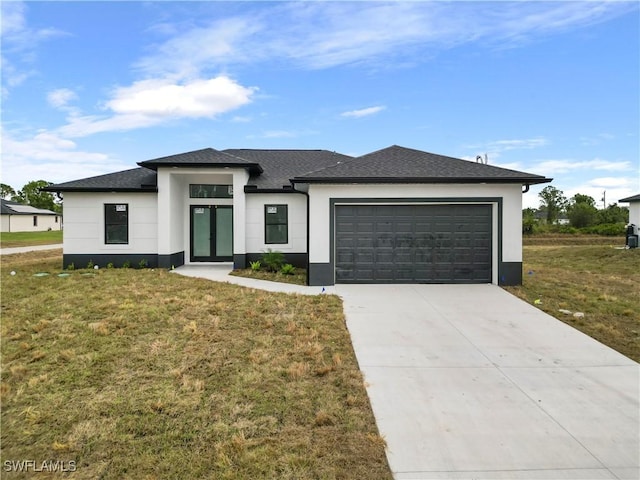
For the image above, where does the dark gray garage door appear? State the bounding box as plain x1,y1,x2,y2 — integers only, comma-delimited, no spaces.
335,204,492,283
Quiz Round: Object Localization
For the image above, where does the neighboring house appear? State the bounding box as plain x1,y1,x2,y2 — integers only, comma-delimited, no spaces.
619,194,640,227
0,199,61,233
44,145,551,286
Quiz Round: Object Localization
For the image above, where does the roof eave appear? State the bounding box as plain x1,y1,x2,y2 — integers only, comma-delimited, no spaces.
138,162,263,174
292,176,553,185
41,187,158,193
244,185,300,194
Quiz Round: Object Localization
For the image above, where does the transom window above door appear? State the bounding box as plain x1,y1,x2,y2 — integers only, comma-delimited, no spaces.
189,184,233,198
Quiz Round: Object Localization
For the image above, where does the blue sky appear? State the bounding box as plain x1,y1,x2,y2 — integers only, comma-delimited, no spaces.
1,1,638,208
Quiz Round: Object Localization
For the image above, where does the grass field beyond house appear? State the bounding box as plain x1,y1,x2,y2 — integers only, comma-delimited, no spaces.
1,250,391,479
0,230,63,248
505,242,639,362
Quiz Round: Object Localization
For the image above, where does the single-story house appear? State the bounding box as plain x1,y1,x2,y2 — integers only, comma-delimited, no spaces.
619,194,640,226
0,199,61,233
44,145,551,286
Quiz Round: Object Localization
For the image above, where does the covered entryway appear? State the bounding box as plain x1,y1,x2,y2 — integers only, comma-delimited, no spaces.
335,204,492,283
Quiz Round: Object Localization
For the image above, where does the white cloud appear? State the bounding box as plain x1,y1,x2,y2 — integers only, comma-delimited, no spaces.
47,88,77,109
57,76,256,138
1,1,67,93
341,106,386,118
0,129,126,187
132,2,636,75
537,158,633,175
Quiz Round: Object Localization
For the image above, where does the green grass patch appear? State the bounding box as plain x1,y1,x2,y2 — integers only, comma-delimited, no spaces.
230,268,307,286
504,243,640,362
0,230,63,248
1,251,391,479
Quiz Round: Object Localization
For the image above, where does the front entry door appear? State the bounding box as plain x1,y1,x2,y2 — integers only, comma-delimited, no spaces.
190,205,233,262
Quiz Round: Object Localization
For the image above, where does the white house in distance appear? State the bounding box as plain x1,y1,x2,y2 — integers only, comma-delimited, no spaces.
619,194,640,227
44,145,552,286
0,199,61,233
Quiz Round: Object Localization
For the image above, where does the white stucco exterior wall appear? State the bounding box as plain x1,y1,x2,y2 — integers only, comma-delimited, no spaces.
627,202,640,227
306,183,524,284
245,193,307,254
1,214,61,232
61,192,157,254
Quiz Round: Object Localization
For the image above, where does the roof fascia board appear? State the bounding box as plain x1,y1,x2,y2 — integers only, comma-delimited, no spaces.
292,177,553,185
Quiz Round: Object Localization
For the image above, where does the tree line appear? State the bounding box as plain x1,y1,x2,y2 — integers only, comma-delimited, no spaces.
525,185,629,235
1,181,61,214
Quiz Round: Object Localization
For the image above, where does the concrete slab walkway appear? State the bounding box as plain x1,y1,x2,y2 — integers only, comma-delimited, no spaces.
0,244,62,255
336,284,639,480
172,264,337,295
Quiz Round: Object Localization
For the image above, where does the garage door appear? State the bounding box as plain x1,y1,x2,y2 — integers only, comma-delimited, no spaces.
335,204,492,283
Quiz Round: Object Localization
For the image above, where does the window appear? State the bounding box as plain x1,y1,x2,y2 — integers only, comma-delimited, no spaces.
105,204,128,244
55,216,58,223
265,205,288,244
33,216,38,227
189,184,233,198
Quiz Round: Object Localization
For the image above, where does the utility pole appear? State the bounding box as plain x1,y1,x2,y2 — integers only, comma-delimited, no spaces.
601,190,606,209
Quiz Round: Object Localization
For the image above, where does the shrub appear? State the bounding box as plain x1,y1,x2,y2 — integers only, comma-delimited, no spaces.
261,249,284,272
66,262,75,271
86,260,94,269
138,258,148,269
122,260,131,269
106,262,114,269
280,264,295,275
581,223,626,236
250,260,261,271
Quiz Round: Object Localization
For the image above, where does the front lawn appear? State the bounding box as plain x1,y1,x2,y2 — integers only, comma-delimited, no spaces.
1,250,391,479
504,243,639,362
0,230,63,248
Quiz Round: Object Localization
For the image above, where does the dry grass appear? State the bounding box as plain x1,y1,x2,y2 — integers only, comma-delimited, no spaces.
504,243,640,362
1,250,391,479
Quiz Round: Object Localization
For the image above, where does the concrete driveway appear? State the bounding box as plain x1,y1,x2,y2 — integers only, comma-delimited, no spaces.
336,284,639,480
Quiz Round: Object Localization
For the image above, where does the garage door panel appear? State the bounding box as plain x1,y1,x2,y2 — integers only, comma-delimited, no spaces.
335,204,492,284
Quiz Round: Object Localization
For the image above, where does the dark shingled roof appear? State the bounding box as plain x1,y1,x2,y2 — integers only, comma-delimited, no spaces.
138,148,262,174
619,194,640,203
44,145,552,192
42,167,157,192
293,145,552,185
222,149,352,190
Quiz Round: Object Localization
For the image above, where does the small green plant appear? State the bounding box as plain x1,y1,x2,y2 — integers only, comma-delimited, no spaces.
280,263,295,275
66,262,75,271
122,260,131,269
138,258,148,269
107,262,114,269
261,249,284,272
87,260,94,269
250,260,261,271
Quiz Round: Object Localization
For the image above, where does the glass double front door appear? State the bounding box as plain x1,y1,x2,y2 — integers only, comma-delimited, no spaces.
190,205,233,262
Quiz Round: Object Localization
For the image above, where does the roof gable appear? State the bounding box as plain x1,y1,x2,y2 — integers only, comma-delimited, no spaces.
138,148,262,174
294,145,552,185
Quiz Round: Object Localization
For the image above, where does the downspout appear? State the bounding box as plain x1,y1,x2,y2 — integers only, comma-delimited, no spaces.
522,184,530,193
291,181,310,286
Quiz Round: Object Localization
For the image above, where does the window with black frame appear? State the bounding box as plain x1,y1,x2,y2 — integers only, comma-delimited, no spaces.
105,204,128,244
265,205,288,244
